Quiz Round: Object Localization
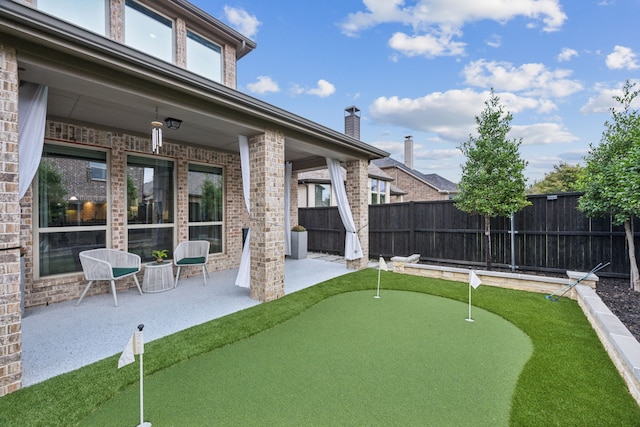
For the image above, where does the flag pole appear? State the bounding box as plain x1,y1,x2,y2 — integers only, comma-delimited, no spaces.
136,324,152,427
375,255,386,299
465,283,474,323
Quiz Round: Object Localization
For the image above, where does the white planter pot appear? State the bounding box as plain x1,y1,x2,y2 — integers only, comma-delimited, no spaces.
290,231,308,259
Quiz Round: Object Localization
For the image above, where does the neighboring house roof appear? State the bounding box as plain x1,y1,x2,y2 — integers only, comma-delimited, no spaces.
372,157,458,194
389,183,406,196
298,163,393,183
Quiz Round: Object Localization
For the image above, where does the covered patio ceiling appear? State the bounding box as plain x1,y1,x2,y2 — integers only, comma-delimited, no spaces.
2,0,387,171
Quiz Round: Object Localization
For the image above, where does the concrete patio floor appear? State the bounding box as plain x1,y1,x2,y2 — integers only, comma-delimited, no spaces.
21,254,359,387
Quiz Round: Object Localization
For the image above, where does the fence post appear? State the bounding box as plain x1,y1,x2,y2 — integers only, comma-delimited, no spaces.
409,202,415,256
510,212,516,272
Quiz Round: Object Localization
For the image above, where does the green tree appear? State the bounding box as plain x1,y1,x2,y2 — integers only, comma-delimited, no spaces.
578,80,640,290
201,178,222,222
38,160,67,226
527,162,584,194
455,89,531,270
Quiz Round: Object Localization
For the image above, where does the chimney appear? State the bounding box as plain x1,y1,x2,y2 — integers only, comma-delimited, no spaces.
344,106,361,140
404,135,414,169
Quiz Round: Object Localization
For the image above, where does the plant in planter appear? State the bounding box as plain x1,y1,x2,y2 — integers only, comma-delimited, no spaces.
290,225,308,259
151,249,168,264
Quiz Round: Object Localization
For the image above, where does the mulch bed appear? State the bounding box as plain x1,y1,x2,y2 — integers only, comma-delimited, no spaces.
596,277,640,342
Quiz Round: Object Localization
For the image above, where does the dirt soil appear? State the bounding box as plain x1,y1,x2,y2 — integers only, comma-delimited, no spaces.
596,277,640,342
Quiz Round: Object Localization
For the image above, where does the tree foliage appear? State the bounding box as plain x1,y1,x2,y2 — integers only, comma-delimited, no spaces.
38,160,67,226
455,89,530,269
527,162,584,195
578,80,640,290
201,177,222,222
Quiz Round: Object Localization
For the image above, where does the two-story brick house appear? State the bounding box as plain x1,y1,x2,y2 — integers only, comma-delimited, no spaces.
0,0,387,396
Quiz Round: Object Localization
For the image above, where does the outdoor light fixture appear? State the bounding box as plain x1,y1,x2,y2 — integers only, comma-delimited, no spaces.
164,117,182,130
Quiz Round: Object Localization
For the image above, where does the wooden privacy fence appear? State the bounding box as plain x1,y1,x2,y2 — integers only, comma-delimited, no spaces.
299,193,640,279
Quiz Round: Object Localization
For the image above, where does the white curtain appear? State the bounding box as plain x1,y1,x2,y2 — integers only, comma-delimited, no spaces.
284,162,292,256
234,135,251,288
18,83,48,199
326,158,363,260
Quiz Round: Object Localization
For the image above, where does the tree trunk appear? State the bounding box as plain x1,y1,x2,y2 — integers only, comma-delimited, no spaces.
484,214,492,271
624,219,640,291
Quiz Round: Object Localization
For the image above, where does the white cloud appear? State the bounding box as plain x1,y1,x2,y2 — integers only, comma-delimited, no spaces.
580,80,640,114
511,123,580,145
246,76,280,94
340,0,566,58
223,6,260,38
307,79,336,97
606,45,639,70
369,88,561,143
289,83,305,96
486,34,502,48
369,89,578,149
557,47,578,62
388,31,466,57
462,59,583,99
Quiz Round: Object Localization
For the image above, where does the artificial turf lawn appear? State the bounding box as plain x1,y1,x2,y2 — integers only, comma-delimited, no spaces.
81,291,533,426
1,269,639,426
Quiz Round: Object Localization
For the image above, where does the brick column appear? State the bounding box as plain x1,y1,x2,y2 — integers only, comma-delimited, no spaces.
109,0,124,42
249,130,285,301
346,159,369,270
175,18,187,68
289,169,298,228
0,44,22,396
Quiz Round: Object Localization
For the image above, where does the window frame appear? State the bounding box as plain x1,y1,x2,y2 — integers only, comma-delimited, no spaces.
314,183,331,207
126,154,176,262
186,28,223,83
124,0,175,63
34,142,110,279
187,162,225,254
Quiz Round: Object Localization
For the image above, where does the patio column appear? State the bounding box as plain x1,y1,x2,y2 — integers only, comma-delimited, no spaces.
346,159,369,270
249,130,285,301
0,44,22,397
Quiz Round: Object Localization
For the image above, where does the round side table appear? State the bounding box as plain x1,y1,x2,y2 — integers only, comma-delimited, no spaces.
142,261,174,293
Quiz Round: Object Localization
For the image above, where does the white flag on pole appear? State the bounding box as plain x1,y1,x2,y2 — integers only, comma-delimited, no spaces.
379,256,388,272
118,331,144,369
469,270,482,289
118,334,135,369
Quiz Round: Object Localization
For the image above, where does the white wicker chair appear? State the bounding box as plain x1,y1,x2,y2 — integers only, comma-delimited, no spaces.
174,240,210,287
77,249,142,306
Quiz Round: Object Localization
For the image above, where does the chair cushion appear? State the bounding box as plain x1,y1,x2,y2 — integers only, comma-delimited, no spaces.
177,257,206,265
112,267,138,278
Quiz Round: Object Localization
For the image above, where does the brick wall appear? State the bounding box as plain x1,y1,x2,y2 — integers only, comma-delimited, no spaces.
20,120,246,308
0,44,22,396
383,167,446,202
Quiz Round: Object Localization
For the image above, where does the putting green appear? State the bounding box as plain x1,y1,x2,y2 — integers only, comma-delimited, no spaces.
82,291,532,426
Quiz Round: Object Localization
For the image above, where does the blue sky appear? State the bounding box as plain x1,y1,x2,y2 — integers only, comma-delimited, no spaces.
191,0,640,184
